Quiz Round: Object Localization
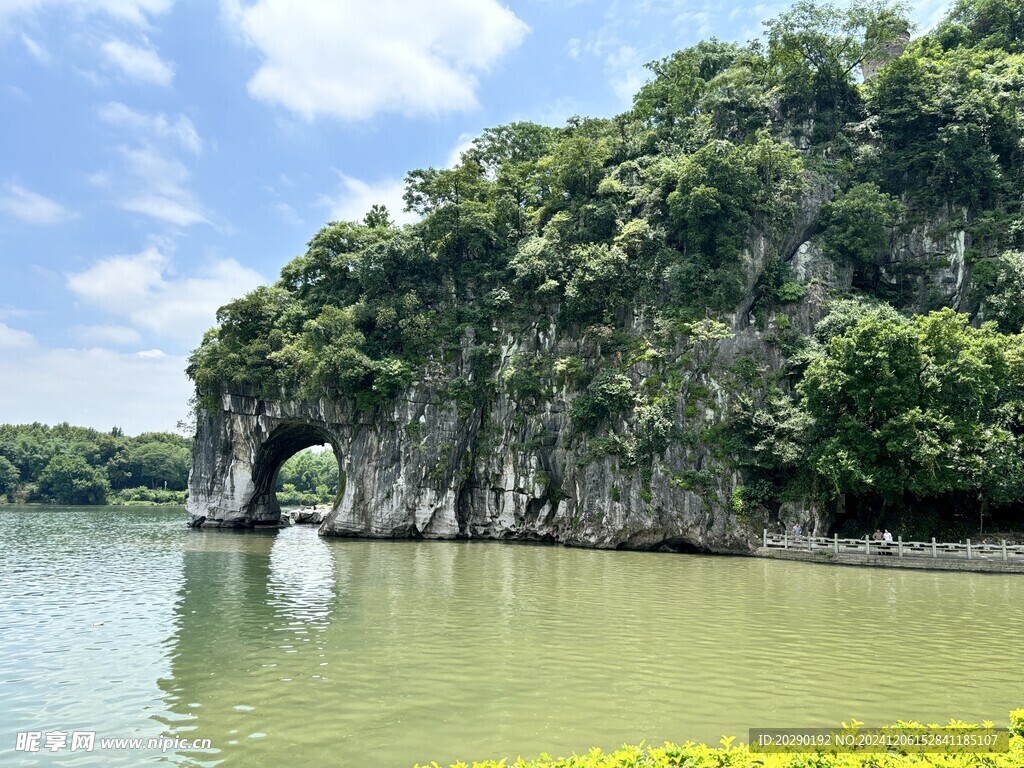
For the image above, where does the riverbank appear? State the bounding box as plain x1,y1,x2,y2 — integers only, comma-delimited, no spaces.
416,713,1024,768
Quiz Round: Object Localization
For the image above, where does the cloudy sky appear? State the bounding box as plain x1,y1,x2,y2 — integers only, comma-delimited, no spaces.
0,0,950,435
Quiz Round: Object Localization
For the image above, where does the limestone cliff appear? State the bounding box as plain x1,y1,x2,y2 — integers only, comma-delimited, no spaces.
186,198,976,551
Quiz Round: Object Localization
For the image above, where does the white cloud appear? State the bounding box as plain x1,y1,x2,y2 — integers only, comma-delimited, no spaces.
320,174,419,226
569,24,647,107
87,170,111,188
20,32,50,64
87,0,174,24
68,247,166,305
270,200,302,226
525,97,582,128
0,344,192,435
101,38,174,86
115,144,208,226
605,45,647,104
446,133,477,168
0,306,36,321
66,246,265,342
0,183,75,225
0,0,173,27
720,1,791,40
3,84,30,101
672,9,714,38
98,101,201,154
122,195,206,226
570,0,753,106
318,133,474,225
72,324,143,345
0,322,36,349
225,0,529,120
119,144,186,189
72,67,108,87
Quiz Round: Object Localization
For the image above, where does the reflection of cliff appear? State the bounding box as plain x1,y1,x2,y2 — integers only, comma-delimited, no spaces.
157,528,342,766
157,531,724,766
267,527,338,626
159,531,593,766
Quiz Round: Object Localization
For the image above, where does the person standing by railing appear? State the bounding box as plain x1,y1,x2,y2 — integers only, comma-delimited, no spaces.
881,528,894,555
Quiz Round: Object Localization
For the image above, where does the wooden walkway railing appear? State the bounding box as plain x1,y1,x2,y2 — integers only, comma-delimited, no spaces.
762,530,1024,562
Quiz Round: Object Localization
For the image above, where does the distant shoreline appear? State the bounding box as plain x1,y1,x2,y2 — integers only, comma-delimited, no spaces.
0,501,186,508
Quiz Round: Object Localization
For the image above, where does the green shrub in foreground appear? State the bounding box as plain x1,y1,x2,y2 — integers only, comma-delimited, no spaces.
416,710,1024,768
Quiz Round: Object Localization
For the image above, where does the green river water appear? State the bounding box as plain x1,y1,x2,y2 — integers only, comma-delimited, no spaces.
1,506,1021,767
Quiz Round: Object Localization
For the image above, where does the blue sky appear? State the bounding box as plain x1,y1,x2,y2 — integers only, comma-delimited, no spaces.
0,0,949,435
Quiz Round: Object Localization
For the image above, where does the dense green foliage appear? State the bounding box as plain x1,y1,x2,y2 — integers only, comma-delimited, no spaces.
867,21,1024,215
415,711,1024,768
818,183,902,269
188,0,1024,535
734,302,1024,535
36,454,110,505
974,251,1024,333
0,426,337,508
805,308,1024,529
0,423,190,505
275,448,340,507
186,36,812,409
0,455,19,498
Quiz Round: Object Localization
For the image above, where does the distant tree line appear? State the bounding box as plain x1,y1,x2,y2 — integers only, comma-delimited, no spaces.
0,423,191,505
0,422,338,507
275,448,340,507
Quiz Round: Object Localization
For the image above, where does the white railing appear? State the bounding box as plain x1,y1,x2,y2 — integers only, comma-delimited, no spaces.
762,530,1024,562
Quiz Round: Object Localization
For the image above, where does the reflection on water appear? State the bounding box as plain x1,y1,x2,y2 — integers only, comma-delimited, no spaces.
1,507,1022,767
268,524,336,626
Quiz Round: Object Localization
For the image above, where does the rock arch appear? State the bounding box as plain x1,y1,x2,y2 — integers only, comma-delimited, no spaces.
186,388,470,535
186,392,351,529
247,422,344,524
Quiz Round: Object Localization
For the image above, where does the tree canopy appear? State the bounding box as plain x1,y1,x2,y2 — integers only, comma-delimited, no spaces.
800,307,1024,506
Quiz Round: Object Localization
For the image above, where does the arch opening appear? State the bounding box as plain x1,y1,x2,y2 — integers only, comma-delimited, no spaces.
246,423,345,527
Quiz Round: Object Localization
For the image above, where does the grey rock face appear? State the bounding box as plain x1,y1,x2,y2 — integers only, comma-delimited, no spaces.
186,317,765,552
886,210,973,312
